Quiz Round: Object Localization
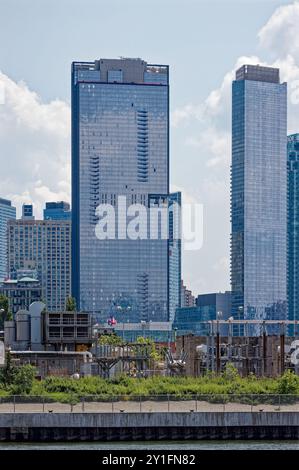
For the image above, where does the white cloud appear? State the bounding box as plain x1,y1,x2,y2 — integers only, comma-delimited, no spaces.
172,55,261,125
171,2,299,294
186,127,231,168
171,103,203,128
0,71,70,218
170,183,199,205
213,256,229,274
258,1,299,60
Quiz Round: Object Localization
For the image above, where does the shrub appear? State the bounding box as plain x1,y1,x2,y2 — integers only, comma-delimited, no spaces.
98,333,123,346
0,350,17,387
222,363,240,382
11,365,36,395
276,370,299,395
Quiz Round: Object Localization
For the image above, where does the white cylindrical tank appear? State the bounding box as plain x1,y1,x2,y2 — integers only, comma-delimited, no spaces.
0,340,4,365
29,301,45,350
4,321,16,347
196,344,207,356
16,311,30,342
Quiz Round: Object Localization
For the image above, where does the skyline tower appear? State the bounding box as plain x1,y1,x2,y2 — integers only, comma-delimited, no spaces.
72,57,180,322
231,64,288,330
0,197,16,281
287,133,299,334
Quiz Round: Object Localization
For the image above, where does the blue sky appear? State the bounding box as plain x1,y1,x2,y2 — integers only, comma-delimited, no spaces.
0,0,298,296
0,0,290,102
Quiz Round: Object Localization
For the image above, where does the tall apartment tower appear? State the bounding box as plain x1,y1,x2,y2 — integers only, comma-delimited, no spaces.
7,212,71,311
72,57,179,322
181,281,195,308
231,65,287,327
287,133,299,332
0,198,16,281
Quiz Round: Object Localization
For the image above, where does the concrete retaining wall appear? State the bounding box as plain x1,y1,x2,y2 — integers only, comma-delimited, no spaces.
1,412,299,441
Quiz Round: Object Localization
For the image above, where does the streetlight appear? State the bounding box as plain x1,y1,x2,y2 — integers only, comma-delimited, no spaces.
173,327,178,353
238,306,243,337
140,320,146,339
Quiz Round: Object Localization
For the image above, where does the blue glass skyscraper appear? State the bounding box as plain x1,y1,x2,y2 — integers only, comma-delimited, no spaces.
231,65,287,329
168,191,181,321
0,198,16,281
44,201,71,220
72,58,179,323
287,133,299,333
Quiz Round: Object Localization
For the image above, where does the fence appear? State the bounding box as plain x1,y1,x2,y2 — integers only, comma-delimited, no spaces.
0,394,299,413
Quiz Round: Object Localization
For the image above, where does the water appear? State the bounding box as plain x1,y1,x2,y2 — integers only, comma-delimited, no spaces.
0,441,299,450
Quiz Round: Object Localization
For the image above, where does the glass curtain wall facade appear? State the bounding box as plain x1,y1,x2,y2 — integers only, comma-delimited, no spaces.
7,218,71,311
287,134,299,334
173,306,215,336
72,58,173,323
231,65,287,332
168,191,181,321
0,198,16,281
44,202,71,221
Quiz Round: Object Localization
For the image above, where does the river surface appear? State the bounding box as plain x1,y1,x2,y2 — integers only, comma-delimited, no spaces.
0,440,299,450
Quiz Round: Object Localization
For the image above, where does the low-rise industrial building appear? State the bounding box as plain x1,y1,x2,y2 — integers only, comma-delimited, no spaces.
3,302,94,377
43,311,92,350
4,303,93,352
10,350,93,378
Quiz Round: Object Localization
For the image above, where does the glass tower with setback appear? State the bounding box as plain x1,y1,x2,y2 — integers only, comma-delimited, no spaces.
0,198,16,281
287,133,299,333
72,58,179,323
231,65,287,329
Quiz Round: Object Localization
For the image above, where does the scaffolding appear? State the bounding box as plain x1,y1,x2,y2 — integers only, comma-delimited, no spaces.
94,343,155,378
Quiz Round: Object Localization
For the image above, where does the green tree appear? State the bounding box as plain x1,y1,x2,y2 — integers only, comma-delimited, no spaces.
6,311,13,321
11,365,36,395
222,363,239,382
277,370,299,395
66,296,77,311
0,295,10,329
0,350,16,387
98,333,123,345
135,336,162,361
